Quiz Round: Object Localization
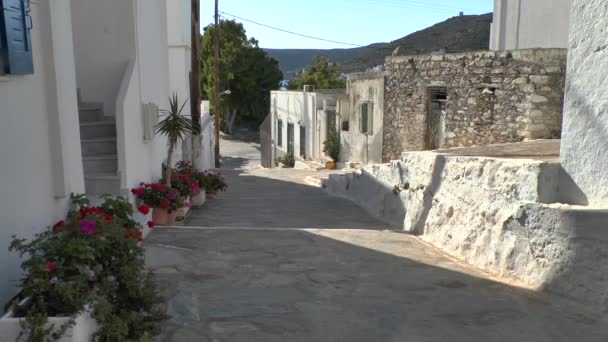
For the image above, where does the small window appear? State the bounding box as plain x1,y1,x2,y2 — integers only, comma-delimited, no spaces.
360,102,373,135
0,0,34,75
342,120,349,131
277,119,283,147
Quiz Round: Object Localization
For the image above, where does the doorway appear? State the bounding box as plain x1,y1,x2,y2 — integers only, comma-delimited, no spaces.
300,126,306,158
287,123,295,155
427,87,447,150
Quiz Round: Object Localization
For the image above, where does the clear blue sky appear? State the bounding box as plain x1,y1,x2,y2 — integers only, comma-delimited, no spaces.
200,0,493,49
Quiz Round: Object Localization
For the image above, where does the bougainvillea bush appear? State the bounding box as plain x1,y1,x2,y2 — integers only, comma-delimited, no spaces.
7,194,166,342
131,182,182,211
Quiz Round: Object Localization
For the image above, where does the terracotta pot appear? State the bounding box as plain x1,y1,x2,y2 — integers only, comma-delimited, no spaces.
168,210,177,223
326,161,336,170
152,207,171,225
191,191,206,207
176,197,191,219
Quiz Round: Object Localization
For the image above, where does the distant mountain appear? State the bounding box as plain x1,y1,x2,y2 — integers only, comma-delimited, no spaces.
265,13,493,79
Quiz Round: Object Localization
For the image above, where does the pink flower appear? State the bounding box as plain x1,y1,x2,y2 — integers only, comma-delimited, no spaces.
46,262,57,272
79,220,97,235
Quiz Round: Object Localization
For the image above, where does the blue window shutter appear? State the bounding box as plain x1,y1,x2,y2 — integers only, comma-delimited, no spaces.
0,0,33,75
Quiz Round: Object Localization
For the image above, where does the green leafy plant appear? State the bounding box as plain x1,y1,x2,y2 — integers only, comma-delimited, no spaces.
155,94,194,186
7,194,166,342
197,171,228,195
323,128,340,162
277,153,295,168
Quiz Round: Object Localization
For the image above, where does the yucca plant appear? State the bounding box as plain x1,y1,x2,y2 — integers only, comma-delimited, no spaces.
155,93,194,186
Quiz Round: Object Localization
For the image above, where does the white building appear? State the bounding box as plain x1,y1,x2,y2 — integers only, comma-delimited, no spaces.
0,0,207,307
269,89,348,165
490,0,572,50
341,72,384,165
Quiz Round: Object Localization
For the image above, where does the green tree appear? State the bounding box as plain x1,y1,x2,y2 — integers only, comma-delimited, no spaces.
288,57,346,90
201,20,283,130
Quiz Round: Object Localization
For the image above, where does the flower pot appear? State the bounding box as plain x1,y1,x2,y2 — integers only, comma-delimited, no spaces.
176,197,191,220
152,207,172,225
0,300,98,342
191,191,206,207
326,161,336,170
168,210,177,223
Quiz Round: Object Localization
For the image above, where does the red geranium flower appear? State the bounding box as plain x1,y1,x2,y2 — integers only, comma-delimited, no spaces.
131,188,145,196
46,261,57,272
102,214,113,222
138,204,150,215
147,221,155,229
136,231,143,242
160,200,170,208
52,220,65,233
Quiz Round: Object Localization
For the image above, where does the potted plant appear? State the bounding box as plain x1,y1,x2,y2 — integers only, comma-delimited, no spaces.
279,153,295,168
166,172,197,220
201,171,228,197
1,194,166,341
131,183,182,225
175,161,206,207
323,128,340,169
154,93,194,188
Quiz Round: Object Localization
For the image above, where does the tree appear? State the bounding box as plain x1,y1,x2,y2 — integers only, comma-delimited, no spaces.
288,57,346,90
201,20,283,131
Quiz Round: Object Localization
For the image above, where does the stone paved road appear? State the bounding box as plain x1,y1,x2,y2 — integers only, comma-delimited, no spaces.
146,132,608,342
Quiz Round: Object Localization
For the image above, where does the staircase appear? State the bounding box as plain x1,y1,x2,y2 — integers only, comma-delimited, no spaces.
79,102,121,195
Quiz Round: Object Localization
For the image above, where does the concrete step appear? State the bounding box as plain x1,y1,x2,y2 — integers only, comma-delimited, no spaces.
83,154,118,174
84,173,121,195
80,120,116,139
81,137,117,156
78,102,104,123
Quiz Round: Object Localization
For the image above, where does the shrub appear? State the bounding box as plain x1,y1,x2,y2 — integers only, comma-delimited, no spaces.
7,194,167,342
278,153,295,168
323,128,340,162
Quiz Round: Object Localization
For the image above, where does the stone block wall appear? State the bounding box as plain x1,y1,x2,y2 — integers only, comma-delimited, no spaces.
383,49,567,162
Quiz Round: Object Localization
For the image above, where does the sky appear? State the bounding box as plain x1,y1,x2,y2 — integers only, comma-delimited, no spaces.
200,0,493,50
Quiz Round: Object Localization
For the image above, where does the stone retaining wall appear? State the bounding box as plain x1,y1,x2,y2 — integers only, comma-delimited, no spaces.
383,49,567,161
322,152,608,312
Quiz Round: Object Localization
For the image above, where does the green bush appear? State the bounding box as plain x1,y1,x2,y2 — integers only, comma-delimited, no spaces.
7,194,167,342
323,128,340,162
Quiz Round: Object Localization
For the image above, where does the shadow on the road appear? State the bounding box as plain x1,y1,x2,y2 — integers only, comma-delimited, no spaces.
146,227,607,342
185,169,388,229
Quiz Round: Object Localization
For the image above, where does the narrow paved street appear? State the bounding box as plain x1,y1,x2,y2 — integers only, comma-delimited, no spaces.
147,131,608,341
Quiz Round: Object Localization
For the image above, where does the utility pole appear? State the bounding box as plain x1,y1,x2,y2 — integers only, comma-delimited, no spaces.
213,0,221,168
191,0,202,167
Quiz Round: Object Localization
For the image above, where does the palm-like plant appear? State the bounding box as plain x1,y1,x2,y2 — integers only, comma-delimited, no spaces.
155,93,194,185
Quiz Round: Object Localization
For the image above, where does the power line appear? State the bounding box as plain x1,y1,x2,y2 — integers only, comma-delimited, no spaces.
219,11,365,47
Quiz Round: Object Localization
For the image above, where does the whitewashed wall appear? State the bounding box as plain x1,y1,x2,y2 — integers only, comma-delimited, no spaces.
70,0,137,112
271,91,315,161
0,0,84,307
167,0,192,163
344,74,384,165
490,0,572,51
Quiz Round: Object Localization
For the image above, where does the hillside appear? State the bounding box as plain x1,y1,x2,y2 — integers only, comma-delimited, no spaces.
265,13,493,79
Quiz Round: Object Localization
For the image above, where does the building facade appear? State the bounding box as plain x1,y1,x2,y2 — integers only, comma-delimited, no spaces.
341,72,384,165
490,0,572,51
382,49,567,161
0,0,202,308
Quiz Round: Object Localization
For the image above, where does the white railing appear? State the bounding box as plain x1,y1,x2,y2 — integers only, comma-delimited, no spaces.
114,58,137,190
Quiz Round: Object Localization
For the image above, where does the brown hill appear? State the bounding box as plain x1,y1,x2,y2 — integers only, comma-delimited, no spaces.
265,13,493,79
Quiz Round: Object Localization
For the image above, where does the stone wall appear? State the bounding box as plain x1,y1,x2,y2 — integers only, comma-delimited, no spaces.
322,153,608,312
383,49,567,162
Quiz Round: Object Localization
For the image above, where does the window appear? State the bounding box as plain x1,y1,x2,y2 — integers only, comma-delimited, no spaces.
360,102,373,135
0,0,34,75
277,119,283,147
